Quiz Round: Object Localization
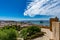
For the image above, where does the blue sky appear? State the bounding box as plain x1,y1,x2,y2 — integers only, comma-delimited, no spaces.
0,0,27,21
0,0,60,21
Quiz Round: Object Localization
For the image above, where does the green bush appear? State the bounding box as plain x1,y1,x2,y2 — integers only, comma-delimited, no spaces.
0,28,18,40
3,25,21,31
15,25,21,31
20,26,41,40
27,26,41,36
20,28,28,39
0,30,8,40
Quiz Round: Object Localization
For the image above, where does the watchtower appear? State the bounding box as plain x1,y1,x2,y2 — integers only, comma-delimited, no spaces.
50,17,59,31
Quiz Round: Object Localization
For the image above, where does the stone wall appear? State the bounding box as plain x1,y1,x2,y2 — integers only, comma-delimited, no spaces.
52,22,60,40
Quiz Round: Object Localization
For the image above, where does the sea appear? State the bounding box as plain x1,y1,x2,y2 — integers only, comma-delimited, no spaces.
21,20,50,26
30,20,50,26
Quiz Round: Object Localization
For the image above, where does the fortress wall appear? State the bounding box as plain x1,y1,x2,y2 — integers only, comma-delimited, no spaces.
52,22,60,40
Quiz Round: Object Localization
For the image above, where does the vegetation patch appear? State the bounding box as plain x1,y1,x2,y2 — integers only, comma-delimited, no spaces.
3,25,21,31
0,26,18,40
20,26,44,40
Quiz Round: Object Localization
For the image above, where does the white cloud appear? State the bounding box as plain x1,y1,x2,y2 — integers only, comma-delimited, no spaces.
24,0,60,18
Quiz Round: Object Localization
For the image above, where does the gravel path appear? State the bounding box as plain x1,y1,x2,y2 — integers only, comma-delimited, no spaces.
33,28,53,40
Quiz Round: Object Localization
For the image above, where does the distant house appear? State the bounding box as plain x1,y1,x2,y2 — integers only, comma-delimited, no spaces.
0,21,21,27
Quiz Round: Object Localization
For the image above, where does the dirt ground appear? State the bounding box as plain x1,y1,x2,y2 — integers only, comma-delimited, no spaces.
33,28,53,40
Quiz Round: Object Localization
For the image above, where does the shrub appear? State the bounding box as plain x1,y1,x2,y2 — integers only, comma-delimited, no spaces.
3,25,21,31
15,25,21,31
0,28,18,40
20,26,41,40
20,28,28,39
27,26,41,36
0,30,8,40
